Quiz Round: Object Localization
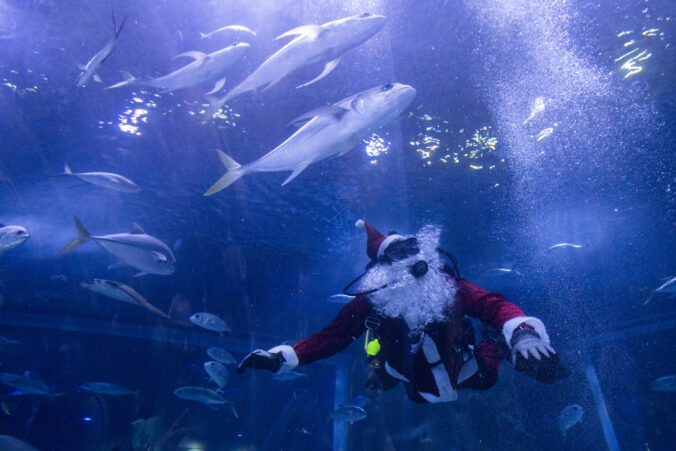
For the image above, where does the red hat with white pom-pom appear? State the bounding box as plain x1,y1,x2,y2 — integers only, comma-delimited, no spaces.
355,220,405,261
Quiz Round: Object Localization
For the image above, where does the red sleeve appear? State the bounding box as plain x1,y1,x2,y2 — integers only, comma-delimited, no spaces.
454,277,525,330
292,295,369,366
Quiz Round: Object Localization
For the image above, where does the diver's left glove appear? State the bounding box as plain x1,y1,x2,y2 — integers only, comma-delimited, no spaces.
236,349,283,374
510,325,570,384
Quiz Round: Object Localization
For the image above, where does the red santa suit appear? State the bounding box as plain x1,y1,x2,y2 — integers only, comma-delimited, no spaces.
266,222,551,403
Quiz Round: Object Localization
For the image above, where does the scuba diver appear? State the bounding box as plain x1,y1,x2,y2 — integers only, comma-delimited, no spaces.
238,221,568,403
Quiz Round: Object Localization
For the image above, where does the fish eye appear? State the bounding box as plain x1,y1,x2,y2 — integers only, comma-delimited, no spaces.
360,13,371,18
381,83,393,92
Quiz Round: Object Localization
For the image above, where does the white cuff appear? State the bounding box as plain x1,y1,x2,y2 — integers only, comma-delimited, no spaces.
268,345,299,373
502,316,550,349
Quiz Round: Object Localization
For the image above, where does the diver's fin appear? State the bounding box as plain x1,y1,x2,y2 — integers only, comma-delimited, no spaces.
106,70,136,89
297,58,340,89
129,223,145,234
289,105,349,127
173,51,208,65
205,77,226,96
281,163,309,186
275,24,323,41
93,74,102,83
204,151,245,196
61,216,92,253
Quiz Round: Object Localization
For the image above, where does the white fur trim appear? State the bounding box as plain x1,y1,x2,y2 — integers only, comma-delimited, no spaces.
268,345,299,373
355,219,365,228
502,316,550,349
376,234,405,258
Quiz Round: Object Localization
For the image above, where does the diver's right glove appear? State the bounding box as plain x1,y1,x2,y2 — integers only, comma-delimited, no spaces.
510,325,570,384
236,349,283,374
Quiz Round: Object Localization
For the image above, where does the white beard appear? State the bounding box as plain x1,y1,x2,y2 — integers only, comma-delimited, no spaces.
359,225,457,332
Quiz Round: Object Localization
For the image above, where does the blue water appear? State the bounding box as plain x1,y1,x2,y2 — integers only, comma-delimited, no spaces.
0,0,674,450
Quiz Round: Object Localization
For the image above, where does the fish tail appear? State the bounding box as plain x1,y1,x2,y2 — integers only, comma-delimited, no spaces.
62,163,72,175
61,216,92,253
203,150,245,195
106,70,136,89
205,94,227,118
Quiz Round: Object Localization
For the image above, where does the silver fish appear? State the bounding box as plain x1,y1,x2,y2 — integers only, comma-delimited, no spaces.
59,163,140,193
204,82,416,194
650,375,676,392
173,386,238,417
483,268,521,278
80,382,135,396
0,224,29,255
0,435,39,451
200,25,256,40
0,373,49,395
203,361,229,388
77,13,127,87
558,404,583,437
108,43,249,95
208,13,386,111
329,404,367,423
548,242,583,251
327,294,355,304
190,312,230,333
80,279,170,319
271,371,307,381
206,347,236,365
61,217,176,277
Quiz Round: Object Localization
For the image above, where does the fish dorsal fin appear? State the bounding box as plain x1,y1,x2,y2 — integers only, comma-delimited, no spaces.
288,105,349,127
130,223,145,234
275,24,323,41
173,51,208,66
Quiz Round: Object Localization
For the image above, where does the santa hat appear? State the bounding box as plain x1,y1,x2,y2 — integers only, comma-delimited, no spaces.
355,219,405,261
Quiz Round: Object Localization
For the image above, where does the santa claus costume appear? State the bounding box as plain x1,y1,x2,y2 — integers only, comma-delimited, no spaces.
239,221,566,402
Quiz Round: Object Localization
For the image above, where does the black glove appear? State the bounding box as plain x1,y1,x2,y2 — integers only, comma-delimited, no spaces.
511,326,570,384
236,349,283,374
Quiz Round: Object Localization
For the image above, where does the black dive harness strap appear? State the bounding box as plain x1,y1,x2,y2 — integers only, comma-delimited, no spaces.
343,247,461,296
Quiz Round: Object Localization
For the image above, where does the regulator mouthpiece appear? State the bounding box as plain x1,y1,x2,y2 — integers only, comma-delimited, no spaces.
410,260,428,278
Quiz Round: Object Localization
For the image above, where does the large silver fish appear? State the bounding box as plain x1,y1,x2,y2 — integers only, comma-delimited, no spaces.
0,224,29,255
208,13,386,113
108,43,250,95
204,82,416,194
59,164,140,193
77,13,127,87
81,279,170,319
61,217,175,277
